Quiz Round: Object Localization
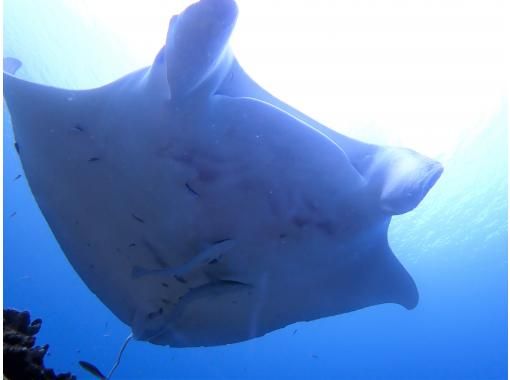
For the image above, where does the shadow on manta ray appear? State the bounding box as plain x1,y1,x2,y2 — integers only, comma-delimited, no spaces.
3,0,443,349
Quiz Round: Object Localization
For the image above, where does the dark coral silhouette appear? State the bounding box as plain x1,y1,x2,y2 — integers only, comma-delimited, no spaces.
3,309,76,380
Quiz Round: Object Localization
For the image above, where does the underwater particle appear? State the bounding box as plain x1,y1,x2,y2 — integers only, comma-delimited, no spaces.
311,354,319,359
131,213,145,223
293,329,298,335
14,142,20,154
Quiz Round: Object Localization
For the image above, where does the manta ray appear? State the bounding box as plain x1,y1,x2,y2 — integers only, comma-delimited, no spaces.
3,0,443,348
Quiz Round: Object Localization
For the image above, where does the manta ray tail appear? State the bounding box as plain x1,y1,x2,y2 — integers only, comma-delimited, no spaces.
106,333,134,380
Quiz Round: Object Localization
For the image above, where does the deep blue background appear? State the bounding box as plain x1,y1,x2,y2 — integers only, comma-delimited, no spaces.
3,1,507,379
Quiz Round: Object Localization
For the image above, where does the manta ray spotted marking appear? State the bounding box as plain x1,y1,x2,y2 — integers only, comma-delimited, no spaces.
3,0,443,348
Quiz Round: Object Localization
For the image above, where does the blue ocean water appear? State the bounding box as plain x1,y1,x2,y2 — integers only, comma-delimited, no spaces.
3,1,507,379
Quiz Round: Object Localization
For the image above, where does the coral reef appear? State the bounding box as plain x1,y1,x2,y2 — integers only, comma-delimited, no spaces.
3,309,76,380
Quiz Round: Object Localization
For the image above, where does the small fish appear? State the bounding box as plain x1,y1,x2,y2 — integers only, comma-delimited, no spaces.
128,243,137,247
14,174,21,181
293,329,298,335
78,360,106,380
14,142,20,154
212,238,231,245
161,282,169,288
88,157,100,162
131,213,145,223
10,212,17,218
74,124,84,132
147,311,158,320
174,275,187,284
185,182,199,196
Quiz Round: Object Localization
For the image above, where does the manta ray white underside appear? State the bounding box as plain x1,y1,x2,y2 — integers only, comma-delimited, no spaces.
3,0,443,347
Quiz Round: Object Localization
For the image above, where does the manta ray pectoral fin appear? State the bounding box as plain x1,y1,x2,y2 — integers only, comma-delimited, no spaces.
361,243,419,310
164,0,238,97
132,239,235,280
3,73,95,163
3,73,63,133
3,57,22,75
